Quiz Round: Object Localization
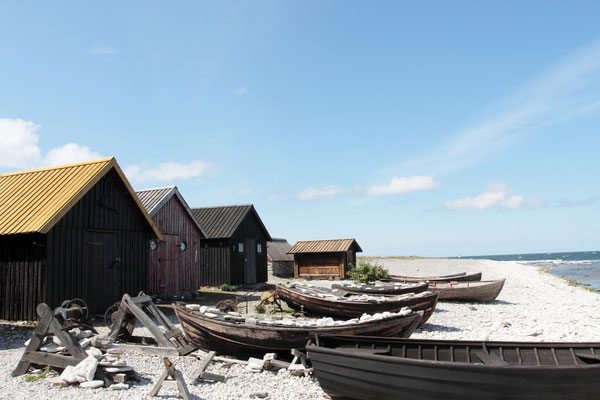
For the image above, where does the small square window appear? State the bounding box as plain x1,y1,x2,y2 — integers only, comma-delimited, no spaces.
238,242,244,252
257,243,262,253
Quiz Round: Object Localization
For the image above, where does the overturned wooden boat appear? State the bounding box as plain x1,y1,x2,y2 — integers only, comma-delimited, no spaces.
331,281,429,296
307,334,600,400
382,271,482,283
428,278,505,302
173,304,422,355
275,283,438,325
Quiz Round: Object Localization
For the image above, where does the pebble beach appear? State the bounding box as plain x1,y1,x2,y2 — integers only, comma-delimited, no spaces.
1,257,599,400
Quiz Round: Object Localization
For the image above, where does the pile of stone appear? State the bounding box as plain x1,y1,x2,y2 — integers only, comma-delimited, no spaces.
24,328,137,390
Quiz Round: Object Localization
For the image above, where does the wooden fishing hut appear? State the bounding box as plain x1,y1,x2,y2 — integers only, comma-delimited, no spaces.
191,205,271,285
288,238,362,279
267,238,294,277
0,158,162,320
136,186,207,296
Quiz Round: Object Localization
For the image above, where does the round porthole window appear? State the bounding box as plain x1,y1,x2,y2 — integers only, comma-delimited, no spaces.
149,240,158,251
179,241,187,252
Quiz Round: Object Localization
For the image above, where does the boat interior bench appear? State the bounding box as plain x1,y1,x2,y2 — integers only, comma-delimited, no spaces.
336,345,392,356
474,351,509,365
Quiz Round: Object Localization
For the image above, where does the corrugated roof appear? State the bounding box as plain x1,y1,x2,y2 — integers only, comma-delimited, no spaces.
191,204,271,240
267,238,294,261
136,186,206,238
288,238,362,254
0,157,162,239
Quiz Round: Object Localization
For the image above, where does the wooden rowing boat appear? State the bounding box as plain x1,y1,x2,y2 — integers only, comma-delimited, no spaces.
428,279,505,302
307,334,600,400
382,271,482,283
173,305,422,355
275,283,438,325
330,282,429,296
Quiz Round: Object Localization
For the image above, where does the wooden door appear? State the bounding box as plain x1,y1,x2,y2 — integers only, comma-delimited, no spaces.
86,230,121,313
158,234,182,294
245,238,257,284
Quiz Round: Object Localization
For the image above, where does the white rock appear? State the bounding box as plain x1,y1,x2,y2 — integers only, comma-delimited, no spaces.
52,336,63,345
204,312,217,318
106,346,124,355
199,306,208,313
185,304,201,311
104,366,133,373
24,339,31,347
86,347,103,360
40,343,60,353
80,380,104,389
78,338,91,349
77,330,94,339
109,383,129,390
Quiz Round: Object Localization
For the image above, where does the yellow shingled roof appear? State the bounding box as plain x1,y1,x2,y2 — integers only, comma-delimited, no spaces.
0,157,162,239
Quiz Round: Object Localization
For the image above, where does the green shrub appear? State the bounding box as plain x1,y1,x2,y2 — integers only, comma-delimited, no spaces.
347,261,389,284
219,283,236,292
254,304,266,314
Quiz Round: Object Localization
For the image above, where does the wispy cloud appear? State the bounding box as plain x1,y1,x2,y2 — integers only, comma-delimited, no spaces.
233,87,248,96
297,185,344,200
444,183,542,211
395,38,600,176
86,46,119,55
557,196,600,207
365,176,440,197
266,193,285,202
235,187,252,195
0,118,102,169
125,160,213,183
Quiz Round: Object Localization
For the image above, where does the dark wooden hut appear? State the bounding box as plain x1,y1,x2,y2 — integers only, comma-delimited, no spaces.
0,158,162,320
267,238,294,277
191,205,271,286
288,238,362,279
136,186,207,296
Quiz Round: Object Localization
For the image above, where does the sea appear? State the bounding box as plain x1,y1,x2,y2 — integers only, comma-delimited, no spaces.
461,250,600,291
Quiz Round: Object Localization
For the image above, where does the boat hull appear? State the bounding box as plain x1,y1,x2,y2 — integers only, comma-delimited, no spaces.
331,282,429,295
430,279,505,302
383,271,483,283
174,305,422,355
307,335,600,400
276,285,438,325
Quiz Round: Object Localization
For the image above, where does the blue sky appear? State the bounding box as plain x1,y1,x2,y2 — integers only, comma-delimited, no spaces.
1,1,599,256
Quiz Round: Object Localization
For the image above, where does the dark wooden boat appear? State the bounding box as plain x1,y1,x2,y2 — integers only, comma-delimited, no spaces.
382,271,482,283
275,283,438,325
173,305,422,355
330,281,429,295
428,278,505,302
307,334,600,400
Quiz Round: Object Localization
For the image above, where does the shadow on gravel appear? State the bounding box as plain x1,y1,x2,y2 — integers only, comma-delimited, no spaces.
491,300,515,305
418,323,462,333
0,323,32,350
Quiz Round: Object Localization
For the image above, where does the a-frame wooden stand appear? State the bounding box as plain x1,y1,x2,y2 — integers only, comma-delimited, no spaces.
12,303,111,385
108,293,196,356
148,357,191,400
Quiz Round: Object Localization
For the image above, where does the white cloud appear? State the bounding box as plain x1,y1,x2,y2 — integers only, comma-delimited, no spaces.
297,185,344,200
393,38,600,176
86,46,119,55
266,193,285,202
42,143,102,167
444,183,541,211
0,118,42,168
365,176,440,197
233,87,248,96
235,187,252,195
125,160,213,183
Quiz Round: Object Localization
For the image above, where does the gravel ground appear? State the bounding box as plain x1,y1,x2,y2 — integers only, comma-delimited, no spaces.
2,257,599,399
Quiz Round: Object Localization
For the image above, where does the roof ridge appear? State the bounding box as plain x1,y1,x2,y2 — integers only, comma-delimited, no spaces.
0,157,115,178
135,185,177,192
296,238,356,242
192,204,253,209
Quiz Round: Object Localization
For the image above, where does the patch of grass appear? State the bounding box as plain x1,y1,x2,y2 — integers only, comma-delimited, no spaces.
254,304,266,314
469,306,478,311
25,366,50,382
348,261,390,284
219,283,236,292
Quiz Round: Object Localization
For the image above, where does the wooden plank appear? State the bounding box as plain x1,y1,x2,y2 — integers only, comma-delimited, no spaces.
12,303,54,376
122,297,174,348
474,351,509,365
21,351,84,369
197,372,225,382
193,351,216,384
148,369,169,397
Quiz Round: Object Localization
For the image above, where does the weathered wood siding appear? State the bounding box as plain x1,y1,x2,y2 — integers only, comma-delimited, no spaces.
148,195,203,295
198,239,231,286
294,252,345,279
0,234,46,320
229,212,268,285
45,168,153,315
